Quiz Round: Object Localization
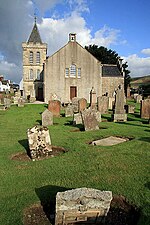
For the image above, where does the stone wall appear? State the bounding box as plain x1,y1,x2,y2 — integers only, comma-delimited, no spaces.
102,77,124,97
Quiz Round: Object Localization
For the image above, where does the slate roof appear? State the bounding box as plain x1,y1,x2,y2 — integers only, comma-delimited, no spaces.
28,23,42,43
102,65,122,77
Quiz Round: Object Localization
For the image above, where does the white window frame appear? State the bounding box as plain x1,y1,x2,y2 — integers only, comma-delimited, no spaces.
29,51,33,64
70,64,76,77
36,52,40,64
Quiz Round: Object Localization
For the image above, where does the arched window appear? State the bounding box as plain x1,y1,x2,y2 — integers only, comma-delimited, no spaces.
36,52,40,64
29,51,33,63
70,64,76,77
37,69,41,80
29,69,33,80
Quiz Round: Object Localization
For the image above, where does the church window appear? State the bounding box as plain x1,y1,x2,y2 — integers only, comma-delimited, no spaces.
78,68,81,78
65,68,69,77
36,52,40,64
29,69,33,80
29,51,33,63
70,64,76,77
37,69,41,80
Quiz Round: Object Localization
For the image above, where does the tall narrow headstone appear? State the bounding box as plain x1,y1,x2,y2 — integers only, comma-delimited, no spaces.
113,86,127,122
97,96,109,114
90,87,97,109
140,99,150,119
72,97,80,113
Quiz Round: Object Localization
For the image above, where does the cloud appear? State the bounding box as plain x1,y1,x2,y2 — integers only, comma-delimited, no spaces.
0,60,21,82
124,54,150,77
141,48,150,55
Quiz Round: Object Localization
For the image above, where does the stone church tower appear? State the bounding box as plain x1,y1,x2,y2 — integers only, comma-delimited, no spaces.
22,18,47,101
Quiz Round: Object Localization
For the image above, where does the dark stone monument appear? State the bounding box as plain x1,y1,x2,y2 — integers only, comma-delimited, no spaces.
113,86,127,122
42,109,53,126
48,100,61,117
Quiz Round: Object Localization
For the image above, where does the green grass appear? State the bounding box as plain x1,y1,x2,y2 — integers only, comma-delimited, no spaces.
0,102,150,225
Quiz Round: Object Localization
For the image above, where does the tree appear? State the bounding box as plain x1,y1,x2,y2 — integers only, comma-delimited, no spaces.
85,45,131,96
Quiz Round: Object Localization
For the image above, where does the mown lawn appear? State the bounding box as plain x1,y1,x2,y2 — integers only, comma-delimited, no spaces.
0,102,150,225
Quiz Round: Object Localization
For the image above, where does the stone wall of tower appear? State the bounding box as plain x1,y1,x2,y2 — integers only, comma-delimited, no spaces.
22,42,47,100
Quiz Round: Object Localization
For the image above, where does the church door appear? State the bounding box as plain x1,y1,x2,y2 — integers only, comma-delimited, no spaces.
70,86,77,100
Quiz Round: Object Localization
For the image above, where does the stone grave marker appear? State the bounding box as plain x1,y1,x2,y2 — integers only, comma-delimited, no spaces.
4,98,11,108
42,109,53,126
27,125,52,160
140,99,150,119
113,86,127,122
18,97,25,107
81,108,100,131
73,112,83,125
78,98,87,112
136,95,142,103
48,100,61,117
90,87,97,109
108,97,115,110
55,187,112,225
125,105,135,114
65,104,74,117
72,97,80,113
97,96,109,114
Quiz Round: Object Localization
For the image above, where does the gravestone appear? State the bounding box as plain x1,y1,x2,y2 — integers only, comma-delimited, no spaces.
78,98,87,112
140,99,150,119
42,109,53,126
14,96,19,104
81,108,100,131
55,188,112,225
97,96,109,114
127,85,131,98
48,100,61,117
90,87,97,109
4,98,11,108
0,93,4,104
125,105,135,114
65,104,74,117
72,97,80,113
73,112,83,125
136,95,142,103
113,86,127,122
27,125,52,160
18,97,25,107
108,97,115,110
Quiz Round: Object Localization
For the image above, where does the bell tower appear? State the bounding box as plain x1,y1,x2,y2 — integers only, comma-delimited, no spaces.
22,16,47,101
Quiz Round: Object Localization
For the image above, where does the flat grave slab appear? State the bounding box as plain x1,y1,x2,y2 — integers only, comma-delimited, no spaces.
92,136,129,146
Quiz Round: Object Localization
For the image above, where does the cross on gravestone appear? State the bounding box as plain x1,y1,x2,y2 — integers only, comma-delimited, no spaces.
42,109,53,126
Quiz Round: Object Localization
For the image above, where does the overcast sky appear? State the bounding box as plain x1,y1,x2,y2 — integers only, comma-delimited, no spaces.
0,0,150,83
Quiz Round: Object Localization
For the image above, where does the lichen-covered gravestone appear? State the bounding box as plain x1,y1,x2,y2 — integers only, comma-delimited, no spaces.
81,108,100,131
97,96,109,114
65,104,74,117
48,100,61,117
42,109,53,126
78,98,87,112
140,99,150,119
27,125,52,160
55,188,112,225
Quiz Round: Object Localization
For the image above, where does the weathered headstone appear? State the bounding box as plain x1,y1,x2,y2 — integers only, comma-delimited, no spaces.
136,95,142,103
18,97,25,107
27,125,52,160
90,87,97,109
140,99,150,119
108,97,115,110
65,104,74,117
48,100,61,117
14,96,19,104
42,109,53,126
81,108,100,131
55,188,112,225
73,112,83,125
97,96,109,114
78,98,87,112
72,97,80,113
4,98,11,108
113,86,127,122
125,105,135,114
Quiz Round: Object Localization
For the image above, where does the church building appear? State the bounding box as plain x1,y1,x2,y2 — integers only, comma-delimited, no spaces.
22,19,124,103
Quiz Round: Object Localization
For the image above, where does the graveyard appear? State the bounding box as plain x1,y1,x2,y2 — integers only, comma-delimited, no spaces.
0,100,150,225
